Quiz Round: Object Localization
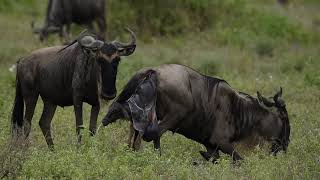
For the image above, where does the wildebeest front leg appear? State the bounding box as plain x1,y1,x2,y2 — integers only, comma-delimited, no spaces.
39,101,57,149
200,143,220,163
73,97,84,144
153,137,161,155
218,143,242,162
128,123,141,150
89,105,100,136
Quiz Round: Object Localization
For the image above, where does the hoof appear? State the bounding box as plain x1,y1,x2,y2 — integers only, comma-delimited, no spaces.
199,151,212,161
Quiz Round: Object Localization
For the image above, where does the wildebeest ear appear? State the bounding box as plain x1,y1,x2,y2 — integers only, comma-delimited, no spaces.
257,91,275,107
79,36,104,50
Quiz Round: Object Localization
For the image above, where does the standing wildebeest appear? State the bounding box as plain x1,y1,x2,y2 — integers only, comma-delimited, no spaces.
11,29,136,148
32,0,106,42
102,64,290,162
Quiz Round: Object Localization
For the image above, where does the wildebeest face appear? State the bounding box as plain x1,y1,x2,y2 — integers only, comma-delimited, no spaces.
32,22,60,42
99,56,120,100
257,87,290,153
98,28,136,100
102,102,129,126
102,74,159,141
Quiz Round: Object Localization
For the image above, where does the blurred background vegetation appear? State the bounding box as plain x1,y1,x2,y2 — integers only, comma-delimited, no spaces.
0,0,319,179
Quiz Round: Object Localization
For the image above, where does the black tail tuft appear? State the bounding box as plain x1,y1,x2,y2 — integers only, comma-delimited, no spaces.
11,69,24,134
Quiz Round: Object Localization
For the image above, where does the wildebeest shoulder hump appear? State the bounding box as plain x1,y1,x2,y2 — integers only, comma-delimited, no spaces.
116,69,157,103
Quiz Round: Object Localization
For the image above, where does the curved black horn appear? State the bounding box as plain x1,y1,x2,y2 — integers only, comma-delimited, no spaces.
274,87,283,102
112,28,136,47
257,91,275,107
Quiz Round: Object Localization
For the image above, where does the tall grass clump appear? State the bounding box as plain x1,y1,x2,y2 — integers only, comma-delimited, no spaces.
0,138,29,179
213,2,312,48
108,0,246,38
0,0,41,15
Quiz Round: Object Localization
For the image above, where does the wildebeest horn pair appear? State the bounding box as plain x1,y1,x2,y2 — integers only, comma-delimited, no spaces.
57,29,98,52
58,28,136,54
112,28,136,47
257,87,283,107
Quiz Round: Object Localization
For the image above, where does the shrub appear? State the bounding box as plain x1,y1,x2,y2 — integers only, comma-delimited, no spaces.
108,0,245,38
305,72,320,88
0,138,29,179
255,37,275,57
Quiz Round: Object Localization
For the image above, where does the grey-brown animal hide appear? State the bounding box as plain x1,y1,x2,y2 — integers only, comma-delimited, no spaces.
11,30,136,148
102,64,290,162
32,0,106,42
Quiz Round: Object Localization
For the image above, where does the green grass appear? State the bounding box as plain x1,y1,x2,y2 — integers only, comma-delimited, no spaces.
1,0,320,179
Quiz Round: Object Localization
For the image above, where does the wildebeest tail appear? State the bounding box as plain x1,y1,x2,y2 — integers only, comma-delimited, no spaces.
116,69,157,103
11,64,24,133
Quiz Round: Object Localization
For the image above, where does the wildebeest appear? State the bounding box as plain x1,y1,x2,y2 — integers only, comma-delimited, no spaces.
32,0,106,42
102,64,290,162
278,0,289,6
11,29,136,148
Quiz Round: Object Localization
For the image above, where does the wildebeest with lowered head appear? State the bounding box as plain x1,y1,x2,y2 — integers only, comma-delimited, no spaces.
102,64,290,162
11,29,136,148
32,0,106,42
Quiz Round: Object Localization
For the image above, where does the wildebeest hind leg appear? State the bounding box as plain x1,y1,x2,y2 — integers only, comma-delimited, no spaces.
85,23,95,35
89,105,100,136
23,95,39,137
96,17,106,40
73,101,84,145
39,101,57,149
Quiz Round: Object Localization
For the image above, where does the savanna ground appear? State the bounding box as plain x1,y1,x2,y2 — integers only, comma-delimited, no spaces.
0,0,320,179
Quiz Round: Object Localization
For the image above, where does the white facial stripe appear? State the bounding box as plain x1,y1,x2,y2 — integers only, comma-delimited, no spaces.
101,54,113,63
101,52,119,63
111,52,119,60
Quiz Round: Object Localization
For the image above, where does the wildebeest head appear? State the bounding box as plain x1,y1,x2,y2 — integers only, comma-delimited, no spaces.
102,101,130,126
99,28,136,100
102,72,159,141
60,28,136,100
257,87,290,154
31,22,60,42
